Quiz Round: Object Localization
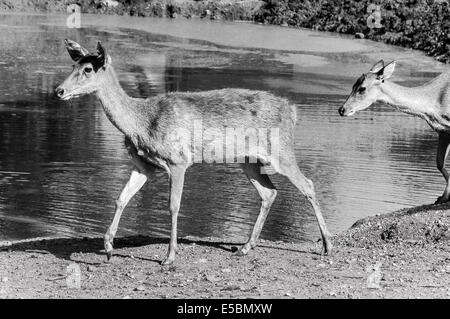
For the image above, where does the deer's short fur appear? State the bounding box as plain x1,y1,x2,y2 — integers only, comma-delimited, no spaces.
56,39,332,265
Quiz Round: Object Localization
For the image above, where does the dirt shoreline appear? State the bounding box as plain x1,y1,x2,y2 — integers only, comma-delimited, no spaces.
1,203,449,299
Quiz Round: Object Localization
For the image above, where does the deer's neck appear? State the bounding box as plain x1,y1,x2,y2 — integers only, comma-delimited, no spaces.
378,81,434,117
95,66,141,136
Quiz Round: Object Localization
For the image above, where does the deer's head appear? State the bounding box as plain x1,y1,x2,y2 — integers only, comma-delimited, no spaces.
55,39,111,100
338,60,396,117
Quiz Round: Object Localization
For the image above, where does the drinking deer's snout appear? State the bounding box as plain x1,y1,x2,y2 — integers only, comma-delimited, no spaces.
338,106,346,117
55,87,65,98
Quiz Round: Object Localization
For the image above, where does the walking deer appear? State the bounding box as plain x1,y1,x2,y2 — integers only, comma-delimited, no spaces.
55,39,332,265
339,60,450,204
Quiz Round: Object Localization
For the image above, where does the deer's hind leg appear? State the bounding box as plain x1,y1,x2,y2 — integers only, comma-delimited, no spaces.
435,134,450,204
278,154,332,255
237,162,277,256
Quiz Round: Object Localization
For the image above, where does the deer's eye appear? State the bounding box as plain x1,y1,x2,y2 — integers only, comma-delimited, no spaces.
358,87,366,94
84,67,93,73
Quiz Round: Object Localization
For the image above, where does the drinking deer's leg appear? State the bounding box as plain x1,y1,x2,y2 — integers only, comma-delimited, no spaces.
237,162,277,256
162,164,187,266
281,159,332,255
104,170,148,260
435,134,450,204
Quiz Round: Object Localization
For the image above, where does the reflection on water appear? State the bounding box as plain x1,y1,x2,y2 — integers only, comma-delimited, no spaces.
0,14,447,243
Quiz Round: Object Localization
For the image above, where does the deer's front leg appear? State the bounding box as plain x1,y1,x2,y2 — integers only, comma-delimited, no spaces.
104,170,148,260
435,134,450,204
161,164,187,266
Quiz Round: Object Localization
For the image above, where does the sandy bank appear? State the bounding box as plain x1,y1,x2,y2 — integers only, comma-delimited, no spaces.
1,203,449,299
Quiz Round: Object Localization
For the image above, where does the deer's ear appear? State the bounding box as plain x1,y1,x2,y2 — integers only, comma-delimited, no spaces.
64,39,89,62
96,41,107,68
369,60,384,74
380,61,396,80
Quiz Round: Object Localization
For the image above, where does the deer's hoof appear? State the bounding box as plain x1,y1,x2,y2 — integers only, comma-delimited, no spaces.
104,241,113,261
233,244,251,257
321,239,333,256
233,250,246,257
321,246,332,257
161,251,176,266
161,258,175,266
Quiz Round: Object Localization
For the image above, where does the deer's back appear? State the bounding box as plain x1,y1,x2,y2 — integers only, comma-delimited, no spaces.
148,88,296,128
131,88,297,166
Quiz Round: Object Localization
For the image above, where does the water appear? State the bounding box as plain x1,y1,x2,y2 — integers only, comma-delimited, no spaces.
0,13,448,243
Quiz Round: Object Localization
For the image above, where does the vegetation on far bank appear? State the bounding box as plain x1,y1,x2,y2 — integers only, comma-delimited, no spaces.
255,0,450,63
0,0,264,21
0,1,448,60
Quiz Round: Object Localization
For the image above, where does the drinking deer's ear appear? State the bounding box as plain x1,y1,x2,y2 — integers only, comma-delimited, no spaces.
96,41,107,68
369,60,384,74
380,61,396,80
64,39,89,62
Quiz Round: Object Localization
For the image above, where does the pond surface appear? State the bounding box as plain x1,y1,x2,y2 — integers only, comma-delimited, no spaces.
0,13,448,243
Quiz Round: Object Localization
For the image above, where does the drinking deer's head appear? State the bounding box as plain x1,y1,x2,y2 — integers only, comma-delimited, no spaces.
338,60,396,117
55,39,111,100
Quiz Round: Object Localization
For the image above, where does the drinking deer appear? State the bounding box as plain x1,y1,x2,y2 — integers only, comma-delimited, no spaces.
339,60,450,204
55,39,332,265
